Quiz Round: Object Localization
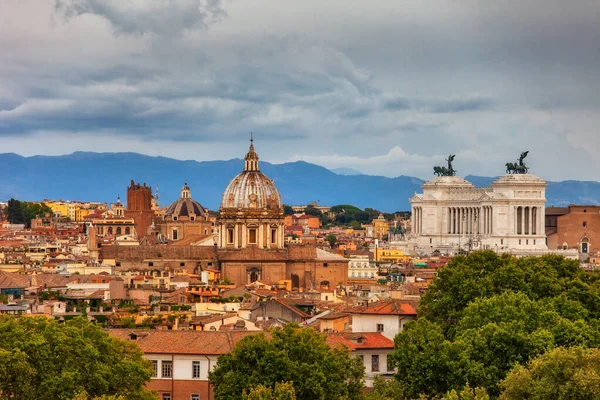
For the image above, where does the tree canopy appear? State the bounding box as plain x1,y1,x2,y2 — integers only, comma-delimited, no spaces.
0,316,155,400
500,346,600,400
5,198,53,227
208,324,364,400
389,251,600,398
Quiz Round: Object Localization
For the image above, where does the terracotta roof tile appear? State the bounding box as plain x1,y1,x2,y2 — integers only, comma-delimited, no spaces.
349,298,417,316
107,329,265,355
326,332,394,350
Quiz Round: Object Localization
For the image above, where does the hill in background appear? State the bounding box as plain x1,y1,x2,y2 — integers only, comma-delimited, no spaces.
0,152,597,212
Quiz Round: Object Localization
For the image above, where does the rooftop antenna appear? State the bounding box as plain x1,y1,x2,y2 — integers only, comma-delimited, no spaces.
250,132,254,144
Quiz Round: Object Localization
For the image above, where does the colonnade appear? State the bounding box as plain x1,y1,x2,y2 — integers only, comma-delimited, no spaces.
515,206,542,235
447,207,480,235
413,207,422,235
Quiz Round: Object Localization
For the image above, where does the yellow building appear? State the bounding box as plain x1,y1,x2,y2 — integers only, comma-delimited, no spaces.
45,201,69,217
373,247,410,263
74,208,91,222
372,213,389,240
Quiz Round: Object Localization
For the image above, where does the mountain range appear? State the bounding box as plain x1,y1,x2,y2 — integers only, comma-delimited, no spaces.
0,152,598,212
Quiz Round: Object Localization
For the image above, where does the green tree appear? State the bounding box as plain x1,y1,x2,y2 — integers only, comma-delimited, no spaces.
390,319,471,397
283,205,294,216
390,251,600,397
500,347,600,400
442,384,489,400
0,316,155,400
304,205,321,217
419,251,590,338
209,324,364,400
243,382,296,400
6,198,24,224
324,234,337,248
364,376,408,400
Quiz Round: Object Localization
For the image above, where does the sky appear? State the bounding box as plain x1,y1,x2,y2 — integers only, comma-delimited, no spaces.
1,0,599,181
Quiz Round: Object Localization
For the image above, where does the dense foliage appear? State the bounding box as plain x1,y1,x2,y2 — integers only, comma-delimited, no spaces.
209,324,364,400
500,346,600,399
0,316,155,400
389,251,600,398
6,198,53,227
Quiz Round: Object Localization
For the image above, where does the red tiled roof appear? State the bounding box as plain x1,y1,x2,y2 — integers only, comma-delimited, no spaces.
349,299,417,316
0,270,29,289
326,332,394,350
107,329,265,355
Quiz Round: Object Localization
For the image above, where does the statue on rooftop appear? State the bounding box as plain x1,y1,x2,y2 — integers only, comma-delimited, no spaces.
433,154,457,176
505,151,529,174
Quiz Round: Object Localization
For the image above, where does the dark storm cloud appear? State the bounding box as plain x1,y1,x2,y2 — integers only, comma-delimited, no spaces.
1,0,599,180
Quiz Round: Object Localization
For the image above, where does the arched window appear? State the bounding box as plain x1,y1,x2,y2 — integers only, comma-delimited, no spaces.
116,227,121,235
125,227,130,235
107,227,113,235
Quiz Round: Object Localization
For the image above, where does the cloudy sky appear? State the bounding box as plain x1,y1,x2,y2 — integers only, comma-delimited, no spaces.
1,0,599,180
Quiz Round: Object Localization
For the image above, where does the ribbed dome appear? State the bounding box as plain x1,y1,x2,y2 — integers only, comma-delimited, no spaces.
165,183,208,219
220,141,282,212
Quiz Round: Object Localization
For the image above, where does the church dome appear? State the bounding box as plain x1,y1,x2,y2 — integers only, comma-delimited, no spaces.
220,141,282,212
165,183,208,220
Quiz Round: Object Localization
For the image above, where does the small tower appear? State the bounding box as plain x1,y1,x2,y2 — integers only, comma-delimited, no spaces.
181,183,191,199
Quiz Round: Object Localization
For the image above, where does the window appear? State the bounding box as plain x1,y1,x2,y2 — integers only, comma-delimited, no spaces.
501,239,504,245
151,360,158,377
161,360,172,378
192,361,201,378
125,227,130,235
249,228,257,244
323,263,328,267
191,395,200,400
162,394,171,400
173,216,177,221
116,227,122,235
148,262,154,267
377,324,384,332
583,221,588,228
172,229,178,240
227,228,234,244
180,262,185,267
191,216,195,221
271,228,277,244
372,355,380,372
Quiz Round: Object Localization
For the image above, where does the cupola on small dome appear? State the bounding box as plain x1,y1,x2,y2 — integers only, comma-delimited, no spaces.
165,183,208,220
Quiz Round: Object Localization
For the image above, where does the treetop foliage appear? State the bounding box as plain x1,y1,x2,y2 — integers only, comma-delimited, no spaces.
6,198,53,228
209,324,364,400
389,250,600,398
0,316,155,400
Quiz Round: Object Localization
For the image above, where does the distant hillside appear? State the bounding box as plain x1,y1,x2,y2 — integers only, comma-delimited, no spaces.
330,167,364,176
0,152,422,212
0,153,596,212
466,175,600,207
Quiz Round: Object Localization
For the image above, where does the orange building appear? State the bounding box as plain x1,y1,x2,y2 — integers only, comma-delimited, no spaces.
546,205,600,254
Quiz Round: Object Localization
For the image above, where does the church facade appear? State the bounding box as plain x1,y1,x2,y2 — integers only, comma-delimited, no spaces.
410,157,548,253
216,141,348,288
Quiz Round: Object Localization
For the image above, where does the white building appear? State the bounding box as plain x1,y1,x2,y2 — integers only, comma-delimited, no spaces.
348,255,378,280
350,298,417,341
410,174,548,253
